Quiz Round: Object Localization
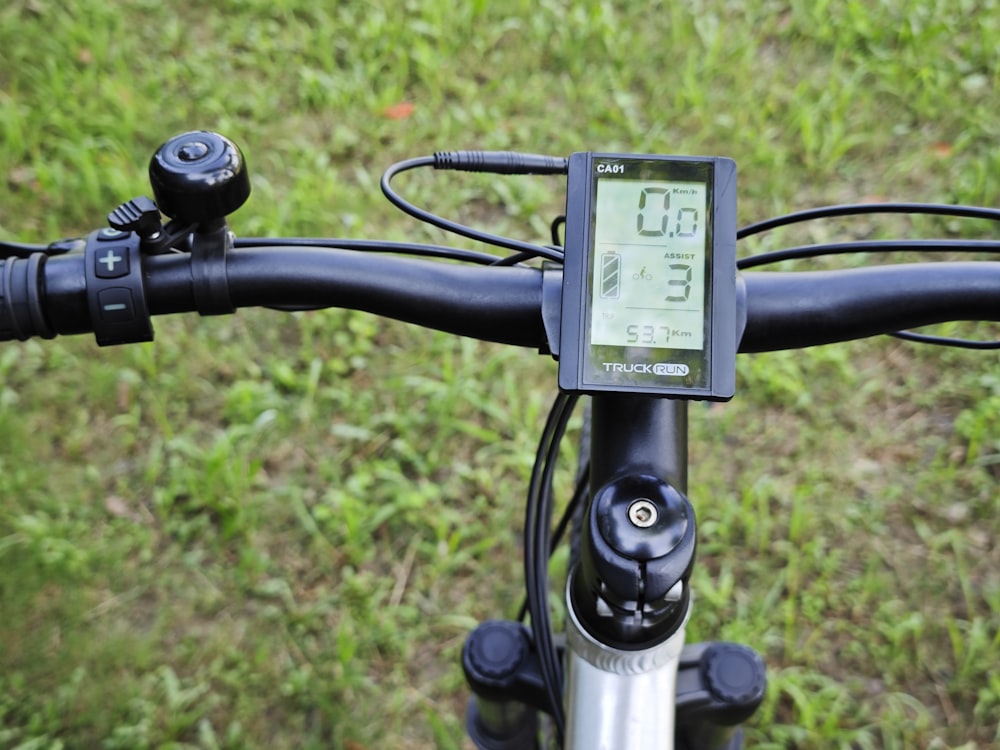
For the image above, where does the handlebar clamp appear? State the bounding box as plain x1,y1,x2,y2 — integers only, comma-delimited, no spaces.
571,473,697,649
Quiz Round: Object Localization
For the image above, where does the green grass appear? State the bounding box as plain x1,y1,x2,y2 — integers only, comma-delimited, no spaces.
2,0,1000,747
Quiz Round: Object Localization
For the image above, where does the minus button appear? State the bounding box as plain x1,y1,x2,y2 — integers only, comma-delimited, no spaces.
97,288,135,322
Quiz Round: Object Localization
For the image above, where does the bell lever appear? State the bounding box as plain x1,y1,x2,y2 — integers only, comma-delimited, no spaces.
106,195,188,255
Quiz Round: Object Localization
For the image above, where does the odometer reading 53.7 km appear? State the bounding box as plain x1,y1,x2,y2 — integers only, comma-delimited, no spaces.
558,152,737,400
590,179,708,351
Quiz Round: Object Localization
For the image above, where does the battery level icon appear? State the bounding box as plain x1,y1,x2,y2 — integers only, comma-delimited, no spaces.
600,252,621,299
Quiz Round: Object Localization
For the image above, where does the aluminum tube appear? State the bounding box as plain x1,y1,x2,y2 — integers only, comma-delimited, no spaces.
563,577,689,750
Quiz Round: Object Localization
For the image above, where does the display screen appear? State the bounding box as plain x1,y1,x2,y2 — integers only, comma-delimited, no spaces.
558,152,736,400
589,178,708,352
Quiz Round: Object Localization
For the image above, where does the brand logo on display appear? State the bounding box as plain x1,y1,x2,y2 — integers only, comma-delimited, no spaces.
602,362,689,377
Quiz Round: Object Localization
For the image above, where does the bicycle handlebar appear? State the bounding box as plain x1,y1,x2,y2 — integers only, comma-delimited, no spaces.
739,262,1000,351
2,242,998,352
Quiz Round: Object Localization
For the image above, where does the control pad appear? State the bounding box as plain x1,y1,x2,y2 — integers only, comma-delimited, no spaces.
84,230,152,345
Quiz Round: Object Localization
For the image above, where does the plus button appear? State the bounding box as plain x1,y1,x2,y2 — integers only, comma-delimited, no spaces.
100,250,122,271
95,247,129,279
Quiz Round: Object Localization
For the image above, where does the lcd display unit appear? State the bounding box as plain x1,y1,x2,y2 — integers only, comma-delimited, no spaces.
558,153,737,400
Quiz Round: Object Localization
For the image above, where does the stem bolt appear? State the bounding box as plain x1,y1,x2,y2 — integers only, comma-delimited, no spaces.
627,498,658,528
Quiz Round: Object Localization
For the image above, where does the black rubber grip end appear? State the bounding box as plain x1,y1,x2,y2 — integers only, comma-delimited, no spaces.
0,254,54,341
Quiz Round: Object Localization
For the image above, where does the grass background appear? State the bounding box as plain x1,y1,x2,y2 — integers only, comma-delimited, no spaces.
1,0,999,747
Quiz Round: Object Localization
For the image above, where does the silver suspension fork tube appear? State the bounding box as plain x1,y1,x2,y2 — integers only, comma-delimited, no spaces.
563,576,690,750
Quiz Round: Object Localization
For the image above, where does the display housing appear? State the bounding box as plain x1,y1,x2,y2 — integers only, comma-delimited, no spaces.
558,153,737,399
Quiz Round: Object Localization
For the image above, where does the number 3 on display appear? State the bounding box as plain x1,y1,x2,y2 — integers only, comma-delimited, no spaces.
666,263,692,303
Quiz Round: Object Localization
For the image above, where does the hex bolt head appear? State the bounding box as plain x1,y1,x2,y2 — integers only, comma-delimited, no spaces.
627,498,658,528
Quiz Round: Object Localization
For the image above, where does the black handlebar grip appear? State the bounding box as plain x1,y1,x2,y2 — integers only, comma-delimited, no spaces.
0,254,54,341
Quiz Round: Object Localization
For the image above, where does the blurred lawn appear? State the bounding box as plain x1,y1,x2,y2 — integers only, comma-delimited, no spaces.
1,1,999,748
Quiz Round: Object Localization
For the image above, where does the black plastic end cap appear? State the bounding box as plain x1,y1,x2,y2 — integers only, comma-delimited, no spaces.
702,643,767,705
0,255,54,341
463,620,528,685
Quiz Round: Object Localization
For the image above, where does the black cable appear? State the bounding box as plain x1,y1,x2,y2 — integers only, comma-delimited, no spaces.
890,331,1000,349
552,459,589,550
1,239,80,259
517,456,590,624
0,242,45,259
551,215,565,247
535,396,573,737
380,155,564,262
493,251,537,267
491,246,564,267
524,391,578,737
738,239,1000,270
737,202,1000,241
233,236,501,265
524,396,564,734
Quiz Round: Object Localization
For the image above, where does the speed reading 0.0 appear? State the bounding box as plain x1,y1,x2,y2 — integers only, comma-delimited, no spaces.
559,153,737,400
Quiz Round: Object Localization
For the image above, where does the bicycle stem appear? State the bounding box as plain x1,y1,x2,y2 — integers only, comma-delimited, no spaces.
589,395,688,492
571,395,695,648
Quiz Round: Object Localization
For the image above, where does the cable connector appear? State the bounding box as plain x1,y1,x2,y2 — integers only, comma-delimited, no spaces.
433,150,568,175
